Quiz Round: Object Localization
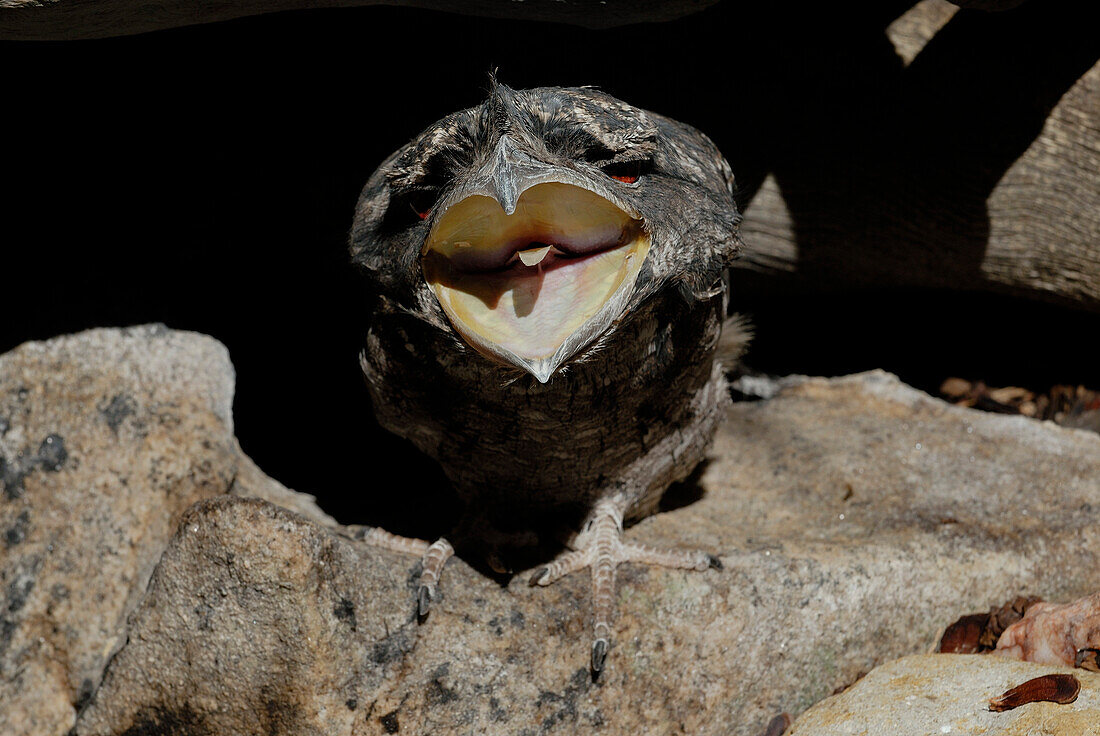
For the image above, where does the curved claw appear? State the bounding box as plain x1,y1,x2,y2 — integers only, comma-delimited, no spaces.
417,585,433,620
591,638,609,678
706,554,723,570
415,537,454,622
528,567,549,586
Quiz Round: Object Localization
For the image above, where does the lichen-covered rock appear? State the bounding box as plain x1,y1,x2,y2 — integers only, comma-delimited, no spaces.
5,327,1099,734
67,365,1100,735
0,325,331,736
74,496,412,736
788,654,1100,735
0,325,239,735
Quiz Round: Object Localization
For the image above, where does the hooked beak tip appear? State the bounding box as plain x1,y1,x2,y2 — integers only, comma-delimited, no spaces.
529,359,555,384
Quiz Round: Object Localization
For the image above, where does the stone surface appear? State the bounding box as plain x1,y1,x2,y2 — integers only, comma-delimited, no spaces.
0,325,238,736
628,371,1100,731
0,325,328,736
74,497,410,736
789,654,1100,735
5,327,1100,735
53,346,1100,734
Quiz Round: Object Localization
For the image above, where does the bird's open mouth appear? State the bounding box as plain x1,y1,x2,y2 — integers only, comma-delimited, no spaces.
422,182,650,381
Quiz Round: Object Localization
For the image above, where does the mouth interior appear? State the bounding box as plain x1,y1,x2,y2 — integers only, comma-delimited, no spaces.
422,182,649,373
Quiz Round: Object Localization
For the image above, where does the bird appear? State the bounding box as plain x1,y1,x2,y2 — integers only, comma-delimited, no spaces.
349,80,745,676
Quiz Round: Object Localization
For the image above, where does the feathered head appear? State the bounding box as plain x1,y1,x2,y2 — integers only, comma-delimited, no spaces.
351,82,740,382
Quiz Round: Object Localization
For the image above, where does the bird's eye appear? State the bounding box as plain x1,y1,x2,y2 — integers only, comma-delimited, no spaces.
388,188,439,227
380,186,442,233
600,160,645,185
407,190,437,220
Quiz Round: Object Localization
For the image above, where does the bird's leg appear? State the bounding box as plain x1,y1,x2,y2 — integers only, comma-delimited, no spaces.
358,513,535,617
357,527,454,618
529,498,721,676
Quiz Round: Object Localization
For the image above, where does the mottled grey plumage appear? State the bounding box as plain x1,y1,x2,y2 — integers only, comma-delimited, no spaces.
351,83,743,675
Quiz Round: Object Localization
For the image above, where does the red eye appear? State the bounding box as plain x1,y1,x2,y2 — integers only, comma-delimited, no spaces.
406,190,437,221
602,159,645,185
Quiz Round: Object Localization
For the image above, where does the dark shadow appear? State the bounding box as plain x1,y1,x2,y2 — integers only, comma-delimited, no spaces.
733,278,1100,396
741,0,1100,295
0,0,1097,541
657,461,710,516
448,503,589,584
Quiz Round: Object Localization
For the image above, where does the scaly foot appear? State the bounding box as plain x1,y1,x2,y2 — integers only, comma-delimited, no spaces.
529,499,721,676
358,526,454,618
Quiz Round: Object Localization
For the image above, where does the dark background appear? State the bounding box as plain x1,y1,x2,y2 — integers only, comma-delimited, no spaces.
2,0,1097,533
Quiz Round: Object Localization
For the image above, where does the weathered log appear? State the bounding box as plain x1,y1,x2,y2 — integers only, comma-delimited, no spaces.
0,0,717,41
2,0,1095,315
948,0,1029,10
736,0,1100,312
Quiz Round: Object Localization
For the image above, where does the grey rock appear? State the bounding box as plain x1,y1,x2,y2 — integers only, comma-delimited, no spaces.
789,654,1100,735
0,325,329,736
0,325,238,735
5,327,1099,734
63,361,1100,734
74,497,414,736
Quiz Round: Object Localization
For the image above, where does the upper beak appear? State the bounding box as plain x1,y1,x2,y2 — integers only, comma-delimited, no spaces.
486,136,537,215
432,135,641,223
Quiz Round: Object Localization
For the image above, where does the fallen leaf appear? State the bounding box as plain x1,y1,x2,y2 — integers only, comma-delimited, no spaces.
939,614,989,654
938,596,1042,653
989,673,1080,711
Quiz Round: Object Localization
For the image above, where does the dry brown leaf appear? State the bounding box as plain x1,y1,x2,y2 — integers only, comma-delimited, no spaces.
989,673,1079,711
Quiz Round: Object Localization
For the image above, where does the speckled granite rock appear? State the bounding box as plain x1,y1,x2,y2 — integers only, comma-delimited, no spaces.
0,325,330,736
73,497,408,736
5,328,1100,735
53,353,1100,735
0,325,239,736
789,654,1100,735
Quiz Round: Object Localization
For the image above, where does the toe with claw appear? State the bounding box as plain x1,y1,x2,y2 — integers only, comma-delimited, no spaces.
358,527,454,621
529,499,722,677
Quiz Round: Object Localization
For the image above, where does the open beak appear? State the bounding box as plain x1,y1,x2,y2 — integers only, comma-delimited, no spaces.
422,182,650,382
